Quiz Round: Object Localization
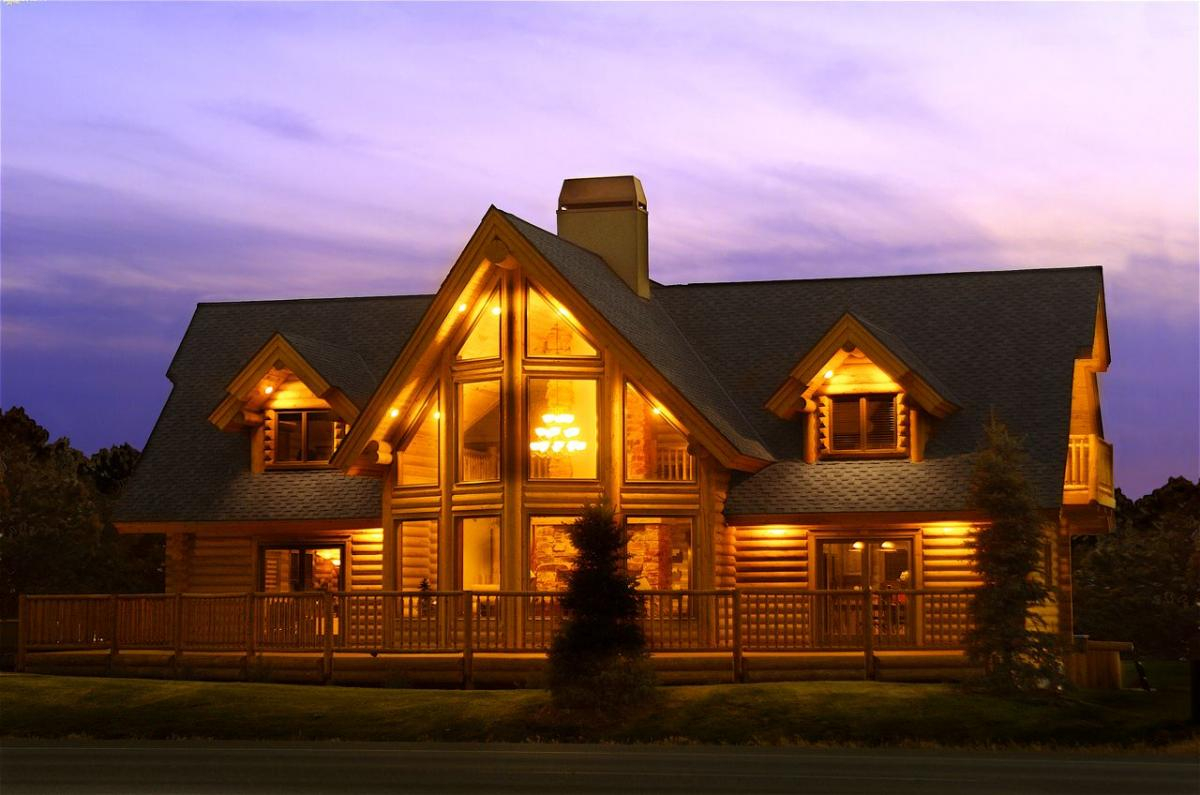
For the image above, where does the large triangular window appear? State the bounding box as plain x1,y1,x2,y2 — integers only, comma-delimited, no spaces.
456,289,502,361
525,285,596,358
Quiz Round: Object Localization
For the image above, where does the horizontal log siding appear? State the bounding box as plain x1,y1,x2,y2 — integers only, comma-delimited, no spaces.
189,536,255,592
734,526,808,589
919,527,981,590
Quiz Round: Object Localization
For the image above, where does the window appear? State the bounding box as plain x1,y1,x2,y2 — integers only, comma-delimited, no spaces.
458,380,501,482
460,516,500,590
397,519,438,591
528,378,598,479
829,395,898,452
526,286,596,357
456,289,502,361
260,545,343,592
272,410,342,464
624,382,694,481
528,516,578,590
626,517,692,590
398,396,439,486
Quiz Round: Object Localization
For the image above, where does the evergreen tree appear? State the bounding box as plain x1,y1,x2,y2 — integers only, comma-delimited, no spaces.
547,504,655,710
965,416,1062,691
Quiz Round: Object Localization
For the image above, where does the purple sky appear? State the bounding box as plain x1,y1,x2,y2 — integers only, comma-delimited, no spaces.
2,3,1197,497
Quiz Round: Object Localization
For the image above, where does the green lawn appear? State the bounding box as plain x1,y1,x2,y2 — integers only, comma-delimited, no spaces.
1,662,1193,749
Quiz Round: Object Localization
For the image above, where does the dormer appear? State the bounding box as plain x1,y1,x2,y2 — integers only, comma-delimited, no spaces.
208,332,374,472
765,313,958,463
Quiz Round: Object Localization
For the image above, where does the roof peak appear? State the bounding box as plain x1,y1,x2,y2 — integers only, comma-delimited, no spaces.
656,264,1102,290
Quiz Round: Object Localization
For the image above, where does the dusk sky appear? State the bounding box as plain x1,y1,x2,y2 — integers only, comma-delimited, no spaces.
2,2,1196,497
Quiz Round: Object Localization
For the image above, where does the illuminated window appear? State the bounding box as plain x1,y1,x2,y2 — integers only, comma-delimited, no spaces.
272,410,343,464
528,516,578,590
397,396,439,486
624,383,693,481
460,516,500,590
626,517,692,590
260,545,343,592
830,395,898,452
456,290,501,361
458,380,500,482
526,286,596,357
528,378,598,479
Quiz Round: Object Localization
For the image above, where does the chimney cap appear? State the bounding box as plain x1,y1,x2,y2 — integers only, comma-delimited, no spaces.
559,175,646,211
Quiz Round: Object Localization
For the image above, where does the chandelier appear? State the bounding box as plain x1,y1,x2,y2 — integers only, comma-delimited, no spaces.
530,412,587,456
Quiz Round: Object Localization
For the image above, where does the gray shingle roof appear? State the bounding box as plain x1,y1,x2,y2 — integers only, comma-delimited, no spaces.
116,295,430,523
117,209,1103,524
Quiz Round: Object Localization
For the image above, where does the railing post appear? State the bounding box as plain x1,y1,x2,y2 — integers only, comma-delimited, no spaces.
322,591,334,684
862,586,875,680
462,591,474,690
245,593,256,660
16,594,27,672
172,593,184,677
1088,434,1099,501
731,589,744,683
109,594,119,672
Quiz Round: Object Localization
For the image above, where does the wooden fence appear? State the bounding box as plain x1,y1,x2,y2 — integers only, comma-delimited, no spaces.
17,588,974,681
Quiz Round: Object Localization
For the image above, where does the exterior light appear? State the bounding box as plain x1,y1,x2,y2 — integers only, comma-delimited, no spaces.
389,408,400,418
651,406,662,415
263,385,274,395
824,370,834,379
851,541,864,550
433,410,441,421
491,306,502,316
880,541,895,550
458,303,468,313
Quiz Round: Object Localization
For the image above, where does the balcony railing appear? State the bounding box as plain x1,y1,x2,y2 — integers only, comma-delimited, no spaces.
17,587,975,683
1064,434,1115,507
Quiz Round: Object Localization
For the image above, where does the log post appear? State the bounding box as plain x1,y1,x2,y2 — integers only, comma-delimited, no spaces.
15,595,27,673
731,589,744,683
462,591,474,690
322,591,334,684
862,587,875,680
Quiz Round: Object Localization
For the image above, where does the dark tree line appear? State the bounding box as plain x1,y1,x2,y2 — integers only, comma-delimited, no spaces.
1073,477,1200,658
0,407,163,616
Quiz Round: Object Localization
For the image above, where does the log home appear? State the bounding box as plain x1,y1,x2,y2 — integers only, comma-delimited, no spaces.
19,176,1116,686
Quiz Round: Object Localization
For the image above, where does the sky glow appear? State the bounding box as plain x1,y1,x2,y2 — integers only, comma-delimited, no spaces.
1,2,1196,496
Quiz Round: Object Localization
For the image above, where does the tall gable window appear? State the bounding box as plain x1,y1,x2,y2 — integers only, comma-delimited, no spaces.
397,394,440,486
271,409,344,465
528,378,598,479
526,286,596,357
829,394,898,453
458,380,501,482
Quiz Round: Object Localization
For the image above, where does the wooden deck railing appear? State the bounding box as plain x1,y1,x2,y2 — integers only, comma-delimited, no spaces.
1064,433,1115,507
17,588,975,680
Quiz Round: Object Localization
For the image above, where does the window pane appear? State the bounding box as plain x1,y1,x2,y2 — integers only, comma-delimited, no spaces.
305,411,336,461
624,383,693,481
262,548,301,592
526,287,596,357
456,290,501,361
528,379,598,479
461,517,500,589
398,519,438,591
865,397,897,449
529,517,578,590
830,397,862,451
627,518,692,590
458,381,501,482
307,548,342,591
399,399,440,486
275,412,303,462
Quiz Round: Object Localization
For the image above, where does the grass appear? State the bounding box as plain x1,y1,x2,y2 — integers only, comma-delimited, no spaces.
1,661,1193,749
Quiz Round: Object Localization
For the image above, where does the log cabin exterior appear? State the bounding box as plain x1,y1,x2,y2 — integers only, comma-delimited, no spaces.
20,176,1117,686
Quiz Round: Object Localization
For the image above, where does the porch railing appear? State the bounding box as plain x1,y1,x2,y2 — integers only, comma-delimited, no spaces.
17,588,975,681
1064,433,1115,506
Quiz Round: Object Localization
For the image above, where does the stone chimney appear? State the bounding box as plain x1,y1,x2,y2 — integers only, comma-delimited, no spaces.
556,176,650,298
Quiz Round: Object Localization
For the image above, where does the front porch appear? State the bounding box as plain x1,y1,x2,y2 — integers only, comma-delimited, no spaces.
17,589,977,687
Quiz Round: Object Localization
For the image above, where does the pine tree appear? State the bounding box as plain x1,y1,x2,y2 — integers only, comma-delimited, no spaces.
965,415,1063,692
547,504,655,710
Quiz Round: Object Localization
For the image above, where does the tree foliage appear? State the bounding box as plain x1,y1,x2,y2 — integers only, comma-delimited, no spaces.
965,416,1062,691
1074,477,1199,657
547,504,655,710
0,407,162,616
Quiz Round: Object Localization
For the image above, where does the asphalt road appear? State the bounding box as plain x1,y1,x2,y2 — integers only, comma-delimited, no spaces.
1,740,1196,795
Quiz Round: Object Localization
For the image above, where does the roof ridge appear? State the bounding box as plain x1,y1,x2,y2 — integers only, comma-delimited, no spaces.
656,264,1103,290
197,293,434,307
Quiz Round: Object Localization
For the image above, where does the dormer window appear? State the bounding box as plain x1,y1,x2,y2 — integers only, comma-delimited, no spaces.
829,394,899,453
270,409,346,466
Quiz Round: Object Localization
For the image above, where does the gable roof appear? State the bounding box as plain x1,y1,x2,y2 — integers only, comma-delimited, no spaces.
117,207,1104,524
116,295,430,524
653,266,1105,514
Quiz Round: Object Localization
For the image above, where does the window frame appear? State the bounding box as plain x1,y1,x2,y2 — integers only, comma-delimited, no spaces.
267,408,344,469
824,393,904,458
455,377,503,484
525,375,601,483
524,283,600,360
624,515,695,592
258,542,346,592
622,380,696,484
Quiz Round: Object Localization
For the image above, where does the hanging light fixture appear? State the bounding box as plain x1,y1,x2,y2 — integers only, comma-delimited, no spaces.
530,381,586,456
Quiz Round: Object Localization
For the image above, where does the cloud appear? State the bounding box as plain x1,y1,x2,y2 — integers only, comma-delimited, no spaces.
207,100,334,144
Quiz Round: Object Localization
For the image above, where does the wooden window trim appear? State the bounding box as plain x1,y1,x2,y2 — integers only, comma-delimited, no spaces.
265,408,345,470
822,393,904,458
525,374,602,484
257,541,347,592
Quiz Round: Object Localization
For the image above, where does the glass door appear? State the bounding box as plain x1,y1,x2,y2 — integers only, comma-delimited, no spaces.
818,538,914,647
